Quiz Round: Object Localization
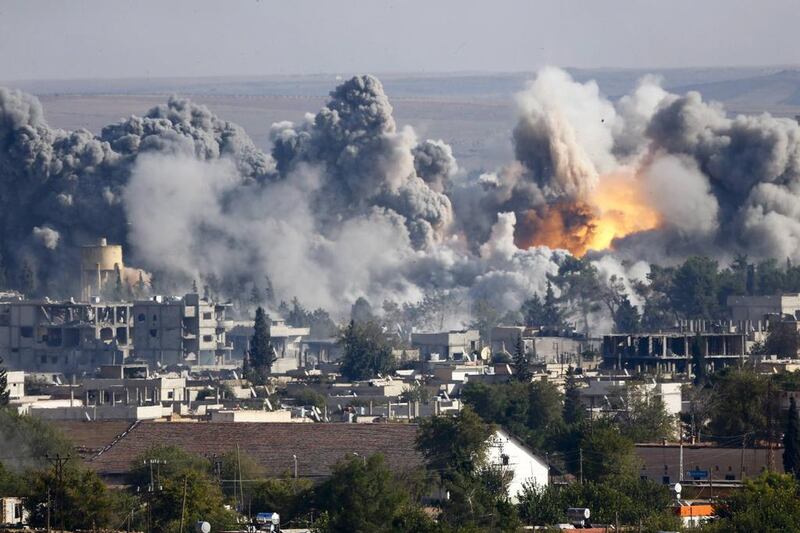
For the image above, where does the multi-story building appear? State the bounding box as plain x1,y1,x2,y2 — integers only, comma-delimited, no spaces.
411,329,480,361
0,298,133,374
132,293,233,366
229,315,310,372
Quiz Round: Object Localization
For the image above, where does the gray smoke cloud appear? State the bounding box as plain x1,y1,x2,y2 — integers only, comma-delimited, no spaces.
6,68,800,332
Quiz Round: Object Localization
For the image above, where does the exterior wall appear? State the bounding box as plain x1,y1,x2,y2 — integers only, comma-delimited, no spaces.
5,371,24,399
487,430,549,502
0,301,131,374
81,376,187,406
412,330,480,361
30,403,167,421
210,409,294,423
133,294,232,367
0,497,26,526
728,293,800,321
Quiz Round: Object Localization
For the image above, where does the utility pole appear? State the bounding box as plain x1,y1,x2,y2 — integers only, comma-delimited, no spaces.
740,433,747,480
45,454,69,533
179,476,188,533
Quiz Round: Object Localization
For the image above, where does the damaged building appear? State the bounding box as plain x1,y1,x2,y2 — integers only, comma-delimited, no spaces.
132,293,233,367
0,298,133,374
603,330,750,374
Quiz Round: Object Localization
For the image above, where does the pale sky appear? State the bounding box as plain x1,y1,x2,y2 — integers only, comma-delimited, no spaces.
1,0,799,81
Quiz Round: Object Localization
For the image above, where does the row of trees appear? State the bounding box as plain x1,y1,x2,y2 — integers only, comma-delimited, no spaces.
514,254,800,336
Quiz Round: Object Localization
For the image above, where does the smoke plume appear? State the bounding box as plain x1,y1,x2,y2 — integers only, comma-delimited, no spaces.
4,68,800,331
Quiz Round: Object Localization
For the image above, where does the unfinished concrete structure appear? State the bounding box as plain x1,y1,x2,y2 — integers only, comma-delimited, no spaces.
0,299,133,374
411,329,480,361
80,237,124,301
132,293,233,367
602,331,748,374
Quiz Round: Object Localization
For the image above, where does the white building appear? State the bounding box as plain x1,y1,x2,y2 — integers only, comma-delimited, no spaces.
580,378,683,418
487,429,549,502
0,497,26,527
5,370,24,400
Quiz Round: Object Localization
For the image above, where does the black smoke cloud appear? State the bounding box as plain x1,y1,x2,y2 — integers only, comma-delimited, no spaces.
4,69,800,330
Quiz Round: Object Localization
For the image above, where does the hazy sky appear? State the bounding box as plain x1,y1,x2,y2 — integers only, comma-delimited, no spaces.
2,0,799,80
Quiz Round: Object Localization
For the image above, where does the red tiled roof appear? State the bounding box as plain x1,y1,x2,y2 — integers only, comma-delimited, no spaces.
51,420,135,460
59,421,423,479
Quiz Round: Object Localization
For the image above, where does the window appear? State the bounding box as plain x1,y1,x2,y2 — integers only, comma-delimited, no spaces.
20,326,33,338
167,391,174,399
203,335,213,342
662,476,670,485
501,454,509,466
203,312,212,320
149,329,158,338
40,355,47,364
138,313,145,322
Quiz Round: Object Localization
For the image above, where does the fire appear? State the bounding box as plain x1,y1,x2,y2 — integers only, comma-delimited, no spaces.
515,170,661,256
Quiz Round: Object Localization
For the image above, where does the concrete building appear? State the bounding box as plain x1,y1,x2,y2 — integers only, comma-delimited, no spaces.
80,237,124,301
412,329,480,361
487,429,549,502
229,316,310,372
602,332,749,374
4,370,24,400
0,497,26,527
728,293,800,321
579,378,683,418
30,365,184,421
133,293,233,366
0,299,133,374
489,326,592,366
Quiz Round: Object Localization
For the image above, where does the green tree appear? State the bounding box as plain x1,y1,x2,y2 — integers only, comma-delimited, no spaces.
613,294,640,333
552,257,602,335
542,280,562,331
129,446,237,532
250,477,314,527
249,306,277,383
709,367,772,440
350,296,375,324
520,294,544,327
615,383,675,442
313,454,436,533
708,473,800,533
765,321,800,359
512,334,531,382
339,320,396,381
416,408,519,531
580,424,640,482
784,396,800,479
691,333,708,385
669,255,720,319
563,367,584,426
0,355,9,406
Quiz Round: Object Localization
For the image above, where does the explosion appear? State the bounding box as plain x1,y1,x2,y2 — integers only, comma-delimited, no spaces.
516,169,661,256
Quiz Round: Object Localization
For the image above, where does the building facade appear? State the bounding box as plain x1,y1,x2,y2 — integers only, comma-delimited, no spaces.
412,330,480,361
0,299,132,374
132,293,233,366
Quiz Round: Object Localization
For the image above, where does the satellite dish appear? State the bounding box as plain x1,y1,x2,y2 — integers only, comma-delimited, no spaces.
480,347,491,361
195,521,211,533
674,482,682,495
